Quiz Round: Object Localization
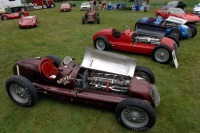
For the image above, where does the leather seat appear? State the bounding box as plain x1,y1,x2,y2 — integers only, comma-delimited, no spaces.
41,60,58,80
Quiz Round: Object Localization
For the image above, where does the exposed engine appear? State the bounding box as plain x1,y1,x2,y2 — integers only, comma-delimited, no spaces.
132,34,161,45
76,69,131,95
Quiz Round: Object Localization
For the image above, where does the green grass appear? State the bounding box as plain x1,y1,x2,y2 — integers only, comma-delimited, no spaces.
0,2,200,133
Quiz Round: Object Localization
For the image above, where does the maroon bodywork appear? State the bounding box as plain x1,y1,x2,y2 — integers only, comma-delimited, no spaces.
60,3,71,12
155,7,200,24
13,57,156,108
82,10,100,24
19,15,38,29
7,48,160,131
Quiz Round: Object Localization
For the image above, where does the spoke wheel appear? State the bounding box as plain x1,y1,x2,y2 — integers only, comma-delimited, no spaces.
115,98,156,131
121,107,149,128
95,39,106,50
6,75,38,107
153,45,172,64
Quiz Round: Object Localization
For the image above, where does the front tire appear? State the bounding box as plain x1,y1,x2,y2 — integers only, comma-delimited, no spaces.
94,36,109,51
115,98,156,131
134,66,155,84
152,45,172,64
6,75,38,107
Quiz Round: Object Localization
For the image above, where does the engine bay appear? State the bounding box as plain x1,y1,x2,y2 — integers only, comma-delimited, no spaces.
76,69,131,95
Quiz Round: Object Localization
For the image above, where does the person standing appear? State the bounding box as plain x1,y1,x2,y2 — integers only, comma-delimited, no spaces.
98,0,102,10
93,0,97,10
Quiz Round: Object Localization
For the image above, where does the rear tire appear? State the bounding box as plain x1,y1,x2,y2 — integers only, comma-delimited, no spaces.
115,98,156,131
82,16,85,24
166,35,180,47
188,24,197,38
134,66,155,84
45,55,62,67
169,28,182,40
6,75,38,107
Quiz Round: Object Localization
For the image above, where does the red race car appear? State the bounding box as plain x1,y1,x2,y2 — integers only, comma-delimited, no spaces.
6,47,160,131
19,15,38,29
92,27,179,68
155,7,200,24
60,3,71,12
1,7,29,20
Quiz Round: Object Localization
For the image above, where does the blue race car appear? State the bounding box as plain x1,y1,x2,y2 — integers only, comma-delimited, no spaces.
135,16,194,40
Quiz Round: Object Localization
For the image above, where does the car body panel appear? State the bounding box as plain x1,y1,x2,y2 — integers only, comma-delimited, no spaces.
19,15,38,28
155,8,200,23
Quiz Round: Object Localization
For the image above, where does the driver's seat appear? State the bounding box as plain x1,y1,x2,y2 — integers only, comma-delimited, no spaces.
40,59,58,80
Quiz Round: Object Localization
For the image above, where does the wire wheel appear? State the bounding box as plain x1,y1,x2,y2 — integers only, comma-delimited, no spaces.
95,39,106,50
9,83,29,104
121,107,149,128
154,47,170,63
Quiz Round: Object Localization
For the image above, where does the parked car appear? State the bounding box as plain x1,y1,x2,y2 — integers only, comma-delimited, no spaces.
60,3,71,12
30,0,55,8
1,6,29,20
80,2,91,11
136,16,194,39
162,1,186,10
192,3,200,16
19,15,38,29
6,47,160,131
82,10,100,24
155,7,200,24
92,27,179,67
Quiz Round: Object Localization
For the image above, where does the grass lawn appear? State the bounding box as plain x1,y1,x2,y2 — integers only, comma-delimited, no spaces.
0,1,200,133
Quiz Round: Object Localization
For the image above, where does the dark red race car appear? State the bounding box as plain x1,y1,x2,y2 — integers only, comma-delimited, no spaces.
19,15,38,29
92,27,179,68
155,7,200,24
6,47,160,131
1,7,29,20
60,3,71,12
82,10,100,24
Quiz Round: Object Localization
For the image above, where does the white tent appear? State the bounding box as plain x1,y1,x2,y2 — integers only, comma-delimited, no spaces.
0,0,22,13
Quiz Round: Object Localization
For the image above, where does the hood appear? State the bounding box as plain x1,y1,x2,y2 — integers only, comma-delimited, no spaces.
166,16,187,24
81,47,136,77
87,10,96,15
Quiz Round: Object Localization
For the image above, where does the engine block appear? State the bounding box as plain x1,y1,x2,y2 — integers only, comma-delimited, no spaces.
76,69,131,95
132,34,161,45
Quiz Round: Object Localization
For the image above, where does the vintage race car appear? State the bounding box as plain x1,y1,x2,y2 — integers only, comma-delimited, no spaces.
80,2,91,11
60,3,71,12
1,6,29,20
136,16,194,39
19,15,38,29
161,1,186,10
155,7,200,24
92,27,179,68
6,47,160,131
193,3,200,16
82,10,100,24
